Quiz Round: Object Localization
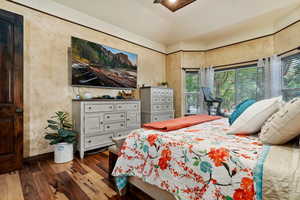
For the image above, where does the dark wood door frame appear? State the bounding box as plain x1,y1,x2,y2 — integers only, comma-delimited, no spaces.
0,8,23,173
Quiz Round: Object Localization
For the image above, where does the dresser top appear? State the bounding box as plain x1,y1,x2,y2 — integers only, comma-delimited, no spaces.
72,99,140,102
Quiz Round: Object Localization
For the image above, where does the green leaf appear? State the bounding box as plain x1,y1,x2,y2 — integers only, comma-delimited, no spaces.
193,160,200,166
44,134,58,140
200,161,212,173
154,165,159,168
47,124,58,130
47,120,58,124
225,196,233,200
58,129,77,137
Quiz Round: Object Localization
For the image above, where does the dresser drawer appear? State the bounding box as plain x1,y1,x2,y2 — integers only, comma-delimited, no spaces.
114,130,132,138
115,104,127,111
126,112,140,127
152,104,173,111
127,103,139,110
152,112,174,122
104,122,125,131
104,112,125,122
85,114,103,133
85,133,113,148
85,104,114,113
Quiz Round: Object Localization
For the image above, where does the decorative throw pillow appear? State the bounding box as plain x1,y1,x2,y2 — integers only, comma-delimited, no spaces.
227,96,282,135
259,98,300,145
229,99,256,125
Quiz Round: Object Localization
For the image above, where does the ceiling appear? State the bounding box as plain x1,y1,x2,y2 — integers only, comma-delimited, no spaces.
51,0,300,49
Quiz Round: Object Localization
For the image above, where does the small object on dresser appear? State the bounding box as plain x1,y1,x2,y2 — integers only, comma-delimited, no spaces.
101,95,115,99
118,90,135,99
83,92,93,99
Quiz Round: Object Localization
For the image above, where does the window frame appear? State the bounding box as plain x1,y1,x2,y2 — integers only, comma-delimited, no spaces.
281,52,300,100
214,64,263,111
184,70,201,115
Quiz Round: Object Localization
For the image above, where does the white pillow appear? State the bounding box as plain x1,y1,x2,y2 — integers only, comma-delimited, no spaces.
227,96,282,135
259,98,300,145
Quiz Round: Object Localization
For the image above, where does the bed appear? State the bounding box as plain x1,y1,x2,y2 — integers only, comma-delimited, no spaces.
112,116,300,200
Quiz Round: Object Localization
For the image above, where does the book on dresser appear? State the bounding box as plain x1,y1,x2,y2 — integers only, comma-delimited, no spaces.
140,87,175,125
72,99,141,158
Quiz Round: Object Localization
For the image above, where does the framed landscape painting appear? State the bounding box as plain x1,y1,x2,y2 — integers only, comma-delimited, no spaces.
71,37,138,89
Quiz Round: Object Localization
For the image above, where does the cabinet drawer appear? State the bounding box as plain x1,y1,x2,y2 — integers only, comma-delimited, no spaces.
115,104,127,111
104,122,125,131
127,103,139,110
114,130,132,138
85,114,103,133
104,112,125,122
152,104,173,111
126,112,140,127
85,133,113,148
152,113,174,122
85,104,113,113
152,97,160,104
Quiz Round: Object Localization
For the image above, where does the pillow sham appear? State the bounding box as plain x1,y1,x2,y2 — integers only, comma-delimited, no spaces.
259,98,300,145
227,96,282,135
229,99,256,125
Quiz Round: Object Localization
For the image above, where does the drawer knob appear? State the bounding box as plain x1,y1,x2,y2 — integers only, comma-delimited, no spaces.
100,121,103,124
107,126,110,128
109,106,113,109
88,140,91,143
121,124,124,127
107,116,110,119
127,118,130,121
88,107,92,109
121,115,124,117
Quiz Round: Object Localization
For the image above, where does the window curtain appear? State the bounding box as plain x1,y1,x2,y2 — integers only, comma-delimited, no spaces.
259,55,282,99
199,67,215,113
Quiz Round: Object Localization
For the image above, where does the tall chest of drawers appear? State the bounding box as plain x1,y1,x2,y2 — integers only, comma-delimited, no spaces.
140,87,175,124
72,99,140,158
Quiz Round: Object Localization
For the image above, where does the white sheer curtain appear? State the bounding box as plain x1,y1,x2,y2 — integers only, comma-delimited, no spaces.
259,55,282,99
199,67,215,113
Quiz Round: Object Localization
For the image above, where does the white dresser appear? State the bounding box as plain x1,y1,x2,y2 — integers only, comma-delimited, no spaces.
140,87,174,124
72,99,140,158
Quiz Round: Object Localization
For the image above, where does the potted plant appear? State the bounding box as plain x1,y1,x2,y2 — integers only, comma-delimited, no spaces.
45,111,77,163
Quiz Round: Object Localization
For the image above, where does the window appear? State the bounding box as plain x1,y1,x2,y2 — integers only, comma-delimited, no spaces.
282,53,300,101
214,65,264,112
185,71,201,114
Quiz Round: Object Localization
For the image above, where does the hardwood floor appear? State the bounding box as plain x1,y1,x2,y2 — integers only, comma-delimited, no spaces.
0,151,153,200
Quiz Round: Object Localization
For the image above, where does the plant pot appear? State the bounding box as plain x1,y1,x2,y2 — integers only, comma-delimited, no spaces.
54,143,74,163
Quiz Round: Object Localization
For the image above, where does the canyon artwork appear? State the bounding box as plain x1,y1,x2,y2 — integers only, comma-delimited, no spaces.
71,37,138,88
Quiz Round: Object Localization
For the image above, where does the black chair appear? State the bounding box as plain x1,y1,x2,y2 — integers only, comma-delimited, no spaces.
201,87,223,116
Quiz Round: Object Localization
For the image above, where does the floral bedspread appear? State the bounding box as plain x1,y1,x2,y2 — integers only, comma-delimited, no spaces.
112,118,266,200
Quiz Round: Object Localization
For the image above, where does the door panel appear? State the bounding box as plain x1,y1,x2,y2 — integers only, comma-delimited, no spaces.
0,19,13,104
0,9,23,174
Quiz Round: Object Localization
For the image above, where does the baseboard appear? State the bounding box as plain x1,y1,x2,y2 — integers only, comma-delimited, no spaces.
23,152,54,162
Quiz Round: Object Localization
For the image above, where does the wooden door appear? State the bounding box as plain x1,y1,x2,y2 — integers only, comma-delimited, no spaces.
0,9,23,173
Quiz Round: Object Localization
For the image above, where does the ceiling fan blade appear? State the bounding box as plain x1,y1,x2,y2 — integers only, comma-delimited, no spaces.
153,0,163,4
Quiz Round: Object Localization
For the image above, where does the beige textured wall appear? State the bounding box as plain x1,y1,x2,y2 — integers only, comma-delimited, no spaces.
205,36,274,66
274,21,300,54
182,52,205,68
1,1,166,157
166,52,183,117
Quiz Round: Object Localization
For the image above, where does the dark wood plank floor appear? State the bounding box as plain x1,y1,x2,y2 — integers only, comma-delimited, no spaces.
0,151,153,200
